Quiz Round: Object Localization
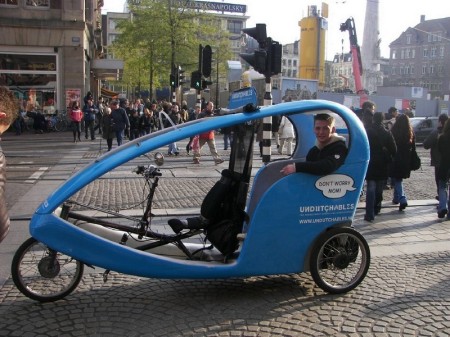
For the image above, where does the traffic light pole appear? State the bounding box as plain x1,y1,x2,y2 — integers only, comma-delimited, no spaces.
262,76,272,164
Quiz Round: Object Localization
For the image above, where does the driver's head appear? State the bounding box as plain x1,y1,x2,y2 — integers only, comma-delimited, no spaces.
313,113,336,147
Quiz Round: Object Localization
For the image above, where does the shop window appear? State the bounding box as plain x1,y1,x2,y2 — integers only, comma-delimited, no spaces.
0,0,18,5
25,0,50,8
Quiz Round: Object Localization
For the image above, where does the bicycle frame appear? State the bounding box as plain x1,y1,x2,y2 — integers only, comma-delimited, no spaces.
29,100,369,280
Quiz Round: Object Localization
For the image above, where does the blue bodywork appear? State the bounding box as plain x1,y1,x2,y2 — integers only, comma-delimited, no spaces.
30,100,369,279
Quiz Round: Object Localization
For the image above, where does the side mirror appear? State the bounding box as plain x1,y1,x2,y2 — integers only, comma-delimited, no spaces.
154,152,164,166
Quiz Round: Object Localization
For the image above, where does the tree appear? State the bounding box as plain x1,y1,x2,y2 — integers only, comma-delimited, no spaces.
109,0,230,99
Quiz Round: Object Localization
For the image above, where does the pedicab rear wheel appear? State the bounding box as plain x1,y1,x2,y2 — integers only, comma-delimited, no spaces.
309,227,370,294
11,237,84,302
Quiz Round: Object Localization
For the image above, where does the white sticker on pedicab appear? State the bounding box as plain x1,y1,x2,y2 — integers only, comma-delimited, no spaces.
315,174,356,199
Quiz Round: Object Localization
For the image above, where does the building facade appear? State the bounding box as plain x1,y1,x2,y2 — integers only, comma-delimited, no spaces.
281,41,299,79
328,52,354,93
0,0,108,112
387,16,450,99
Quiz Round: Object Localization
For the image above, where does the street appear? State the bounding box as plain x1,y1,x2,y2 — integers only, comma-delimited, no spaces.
0,130,450,337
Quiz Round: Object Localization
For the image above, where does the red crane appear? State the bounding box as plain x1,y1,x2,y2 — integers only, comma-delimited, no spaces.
339,17,368,106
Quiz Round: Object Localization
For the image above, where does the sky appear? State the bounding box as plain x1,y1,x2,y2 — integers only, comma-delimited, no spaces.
102,0,449,60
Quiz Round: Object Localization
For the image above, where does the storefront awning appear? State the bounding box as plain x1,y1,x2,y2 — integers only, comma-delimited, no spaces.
101,87,119,99
91,59,124,81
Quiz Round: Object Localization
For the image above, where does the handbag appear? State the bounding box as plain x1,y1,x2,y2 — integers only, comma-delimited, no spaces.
410,148,421,170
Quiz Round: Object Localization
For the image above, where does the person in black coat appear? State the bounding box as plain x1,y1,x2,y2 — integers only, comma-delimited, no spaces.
423,113,449,198
280,113,347,176
364,112,397,221
389,114,415,211
436,119,450,219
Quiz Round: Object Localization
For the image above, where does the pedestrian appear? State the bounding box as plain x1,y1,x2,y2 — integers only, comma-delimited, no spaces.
186,106,201,154
277,115,295,155
436,119,450,219
110,100,130,147
363,112,397,222
423,113,449,199
93,96,105,135
280,113,347,176
384,106,398,130
82,96,98,140
0,86,19,243
389,113,415,211
101,106,115,151
166,103,180,155
192,101,224,165
222,125,233,150
139,107,156,136
69,101,83,142
272,114,281,149
128,109,140,140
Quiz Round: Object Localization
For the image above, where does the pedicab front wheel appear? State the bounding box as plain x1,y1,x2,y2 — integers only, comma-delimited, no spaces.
11,237,84,302
309,227,370,294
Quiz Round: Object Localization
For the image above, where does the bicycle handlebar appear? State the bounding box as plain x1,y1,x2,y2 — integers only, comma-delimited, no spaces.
134,165,162,178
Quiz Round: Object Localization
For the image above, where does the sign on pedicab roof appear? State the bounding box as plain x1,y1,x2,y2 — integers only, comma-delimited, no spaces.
228,87,258,109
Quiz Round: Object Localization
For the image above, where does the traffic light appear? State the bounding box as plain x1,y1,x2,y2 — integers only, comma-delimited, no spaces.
177,66,186,86
170,73,176,88
240,24,282,77
240,24,268,75
270,41,282,75
240,49,267,74
202,45,212,77
242,23,267,47
191,70,202,90
202,79,213,90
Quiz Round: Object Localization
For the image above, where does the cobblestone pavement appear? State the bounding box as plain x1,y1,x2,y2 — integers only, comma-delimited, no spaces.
1,132,450,337
1,251,450,337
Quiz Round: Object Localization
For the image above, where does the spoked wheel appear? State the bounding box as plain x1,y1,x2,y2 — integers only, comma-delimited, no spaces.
11,237,84,302
309,227,370,294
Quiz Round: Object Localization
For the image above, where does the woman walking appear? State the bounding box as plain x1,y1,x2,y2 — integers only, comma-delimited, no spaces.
69,101,83,142
389,114,415,211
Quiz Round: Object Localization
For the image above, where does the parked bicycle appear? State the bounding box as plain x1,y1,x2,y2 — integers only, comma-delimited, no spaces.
46,111,69,132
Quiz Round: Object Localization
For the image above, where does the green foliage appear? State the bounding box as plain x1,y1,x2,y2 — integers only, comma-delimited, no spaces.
110,0,232,91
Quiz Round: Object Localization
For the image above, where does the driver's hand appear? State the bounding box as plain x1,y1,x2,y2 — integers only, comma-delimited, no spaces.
280,164,296,176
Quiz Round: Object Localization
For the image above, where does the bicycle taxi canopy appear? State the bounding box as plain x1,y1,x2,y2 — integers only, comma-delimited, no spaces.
29,99,369,279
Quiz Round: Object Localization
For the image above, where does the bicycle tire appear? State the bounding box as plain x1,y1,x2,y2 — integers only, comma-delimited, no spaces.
11,237,84,302
309,227,370,294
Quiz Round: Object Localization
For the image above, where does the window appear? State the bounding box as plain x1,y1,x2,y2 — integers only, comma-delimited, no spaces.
431,47,436,58
228,20,243,34
25,0,49,8
411,49,415,58
428,34,432,42
430,65,434,74
440,46,445,57
423,49,428,58
422,64,427,74
293,60,297,67
401,49,405,59
405,48,410,59
406,34,411,44
410,65,415,74
0,0,18,5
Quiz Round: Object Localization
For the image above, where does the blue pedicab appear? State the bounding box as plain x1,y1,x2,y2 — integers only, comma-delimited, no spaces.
11,99,370,302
